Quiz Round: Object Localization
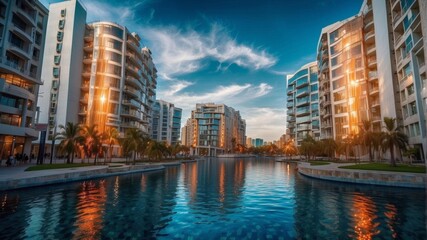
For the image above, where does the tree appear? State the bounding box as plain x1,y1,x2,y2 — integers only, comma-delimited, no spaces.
56,122,83,164
146,141,167,161
321,138,337,160
299,135,316,161
371,131,383,161
231,137,237,153
283,140,297,159
103,127,119,163
359,120,373,162
381,117,408,167
81,124,103,165
122,128,149,165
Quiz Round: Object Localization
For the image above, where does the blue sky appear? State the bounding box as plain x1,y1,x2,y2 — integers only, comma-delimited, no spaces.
41,0,362,141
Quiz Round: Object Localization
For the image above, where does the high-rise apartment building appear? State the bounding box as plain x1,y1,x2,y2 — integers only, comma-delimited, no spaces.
151,100,182,145
286,62,320,145
36,0,157,156
37,0,86,144
182,103,246,156
311,0,426,160
0,0,48,159
318,16,371,141
387,0,426,160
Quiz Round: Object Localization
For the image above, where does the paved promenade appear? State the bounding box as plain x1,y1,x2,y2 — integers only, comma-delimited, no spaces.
0,158,169,191
298,162,427,188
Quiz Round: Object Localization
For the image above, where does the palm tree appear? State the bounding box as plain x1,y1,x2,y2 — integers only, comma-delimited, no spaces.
381,117,408,167
359,120,374,162
122,128,149,164
321,138,337,160
56,122,83,164
103,127,119,163
371,131,383,161
81,124,103,165
146,141,167,161
300,135,316,161
283,140,297,159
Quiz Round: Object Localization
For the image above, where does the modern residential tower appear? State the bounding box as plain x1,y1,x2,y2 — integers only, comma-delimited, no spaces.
181,103,246,156
36,0,157,156
151,100,182,145
0,0,48,159
286,61,320,145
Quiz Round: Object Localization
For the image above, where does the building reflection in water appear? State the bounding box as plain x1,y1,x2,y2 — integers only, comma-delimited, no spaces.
351,194,380,240
384,203,398,239
219,162,225,203
73,180,107,239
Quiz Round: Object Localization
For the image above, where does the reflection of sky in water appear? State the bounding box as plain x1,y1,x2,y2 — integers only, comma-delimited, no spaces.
0,158,425,239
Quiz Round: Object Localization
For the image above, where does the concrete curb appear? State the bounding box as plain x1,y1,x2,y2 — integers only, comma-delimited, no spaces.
298,163,426,188
0,165,166,191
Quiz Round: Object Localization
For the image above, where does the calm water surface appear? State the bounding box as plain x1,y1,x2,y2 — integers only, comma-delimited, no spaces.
0,158,426,239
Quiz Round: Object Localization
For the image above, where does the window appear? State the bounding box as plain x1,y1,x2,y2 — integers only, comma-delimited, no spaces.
57,31,64,41
401,90,406,101
56,43,62,53
35,32,42,45
58,19,65,29
311,84,318,92
405,35,413,54
54,55,61,65
403,64,411,78
53,67,60,78
61,9,66,17
311,93,318,102
409,101,417,115
407,84,414,96
52,80,58,89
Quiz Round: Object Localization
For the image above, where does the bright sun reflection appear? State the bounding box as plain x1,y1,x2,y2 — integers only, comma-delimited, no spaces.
352,194,380,240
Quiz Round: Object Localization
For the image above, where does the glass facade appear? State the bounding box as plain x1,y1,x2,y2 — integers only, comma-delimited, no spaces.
287,62,319,146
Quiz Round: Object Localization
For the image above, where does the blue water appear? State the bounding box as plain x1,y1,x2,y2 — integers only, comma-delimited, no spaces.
0,158,425,239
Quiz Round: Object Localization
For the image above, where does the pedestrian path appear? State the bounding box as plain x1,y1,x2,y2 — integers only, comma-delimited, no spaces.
297,162,426,188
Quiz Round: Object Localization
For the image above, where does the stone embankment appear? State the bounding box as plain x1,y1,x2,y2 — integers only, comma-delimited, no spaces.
298,162,426,188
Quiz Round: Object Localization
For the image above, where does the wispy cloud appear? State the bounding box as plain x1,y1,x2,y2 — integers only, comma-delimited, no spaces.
241,107,286,141
159,82,273,110
141,23,277,77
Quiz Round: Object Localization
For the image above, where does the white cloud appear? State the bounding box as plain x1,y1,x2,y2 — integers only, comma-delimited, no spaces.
159,82,272,109
241,107,286,141
141,24,277,77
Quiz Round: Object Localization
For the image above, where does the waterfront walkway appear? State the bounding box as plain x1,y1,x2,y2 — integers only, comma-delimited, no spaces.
0,158,182,191
298,162,427,188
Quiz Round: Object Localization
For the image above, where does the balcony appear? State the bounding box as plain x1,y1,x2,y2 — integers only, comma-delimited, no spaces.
286,102,294,108
83,44,93,52
80,84,89,92
369,86,379,95
127,40,139,52
122,99,140,109
296,98,310,107
12,25,33,43
320,62,329,73
84,34,93,42
78,109,87,115
125,76,144,90
15,7,36,26
125,64,140,78
82,69,91,78
372,115,381,123
124,86,140,98
121,110,140,120
371,100,380,107
368,71,378,81
83,56,92,64
9,43,30,60
364,31,375,43
121,121,139,129
367,56,377,68
366,45,376,56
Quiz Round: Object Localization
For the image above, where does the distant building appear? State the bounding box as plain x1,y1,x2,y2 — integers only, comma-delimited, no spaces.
182,103,246,156
0,0,48,159
151,100,182,145
252,138,264,147
286,61,320,146
246,137,253,147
